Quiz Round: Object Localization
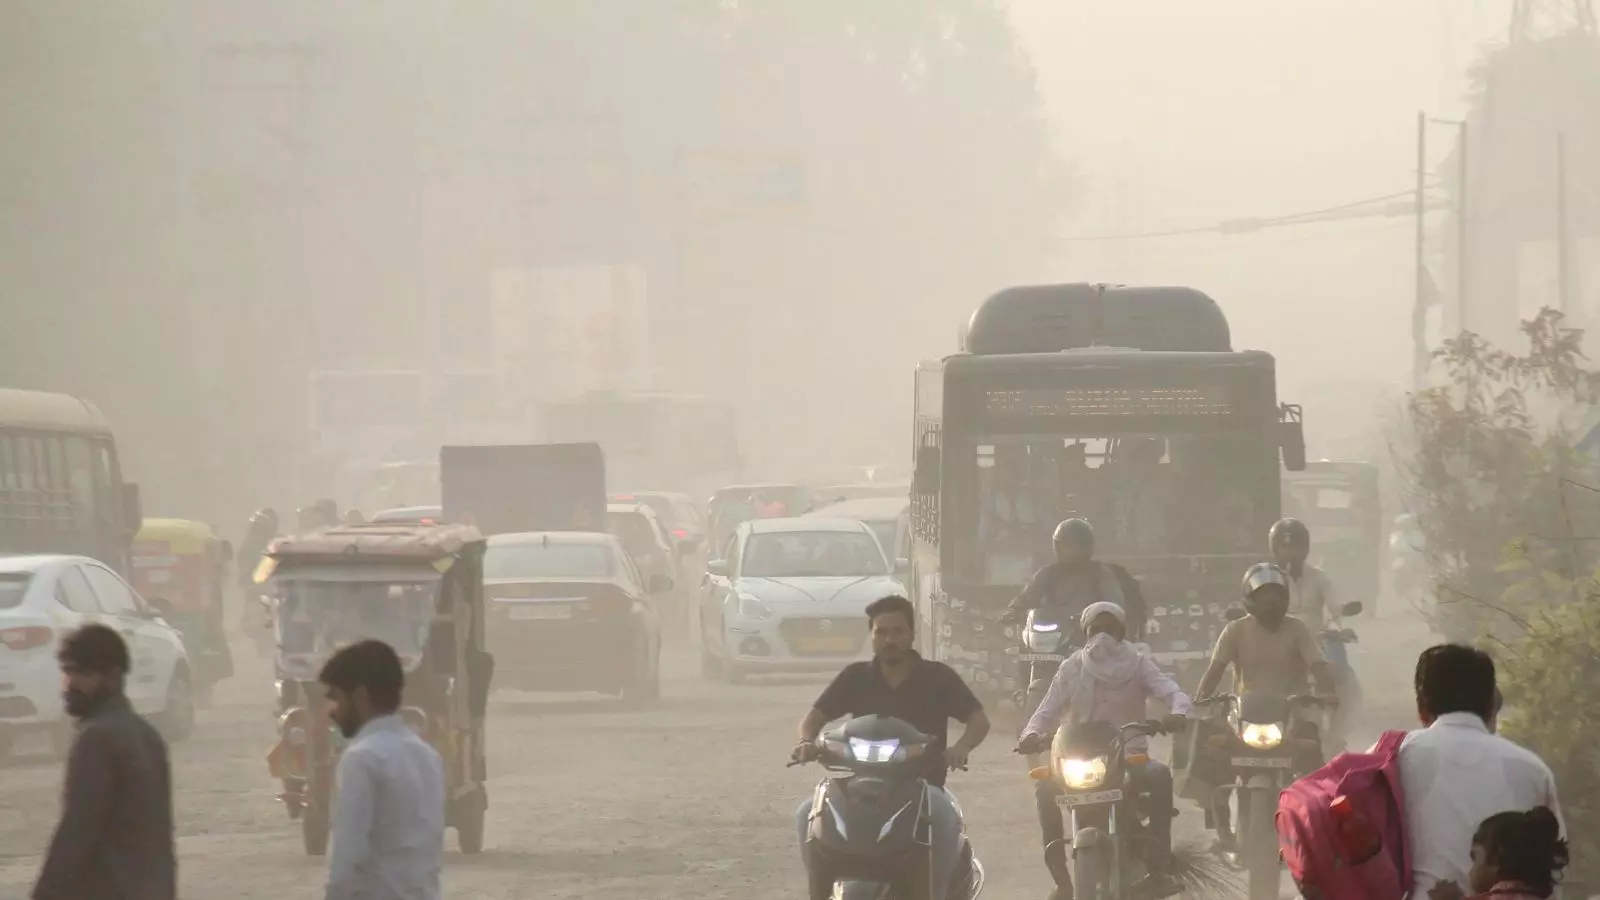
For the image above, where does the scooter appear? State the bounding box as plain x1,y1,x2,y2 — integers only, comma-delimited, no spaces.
1318,600,1364,756
1014,607,1077,716
793,715,987,900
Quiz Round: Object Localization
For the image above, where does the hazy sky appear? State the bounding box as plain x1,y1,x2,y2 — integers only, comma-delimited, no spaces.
1009,0,1511,417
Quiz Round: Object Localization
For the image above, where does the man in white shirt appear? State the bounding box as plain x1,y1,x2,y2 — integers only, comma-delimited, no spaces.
320,639,445,900
1399,644,1562,899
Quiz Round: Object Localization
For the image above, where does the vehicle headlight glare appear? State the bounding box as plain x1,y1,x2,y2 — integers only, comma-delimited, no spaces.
1059,756,1108,790
1023,629,1063,652
737,594,772,620
1240,722,1284,749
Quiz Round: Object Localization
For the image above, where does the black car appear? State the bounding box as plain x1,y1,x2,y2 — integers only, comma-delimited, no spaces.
482,531,669,706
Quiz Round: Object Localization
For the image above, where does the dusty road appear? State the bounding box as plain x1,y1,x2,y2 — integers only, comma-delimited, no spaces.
0,610,1431,900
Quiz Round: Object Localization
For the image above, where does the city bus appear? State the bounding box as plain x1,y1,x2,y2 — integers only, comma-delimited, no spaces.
0,389,142,573
908,284,1306,699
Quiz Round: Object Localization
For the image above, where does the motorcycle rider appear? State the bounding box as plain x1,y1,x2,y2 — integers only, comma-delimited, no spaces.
236,508,279,653
1016,602,1191,900
1270,517,1360,753
1193,562,1334,853
1000,519,1148,693
791,594,991,900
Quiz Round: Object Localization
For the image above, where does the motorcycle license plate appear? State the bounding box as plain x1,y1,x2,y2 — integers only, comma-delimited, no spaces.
1058,789,1123,808
1231,756,1292,769
1017,653,1065,662
509,605,572,620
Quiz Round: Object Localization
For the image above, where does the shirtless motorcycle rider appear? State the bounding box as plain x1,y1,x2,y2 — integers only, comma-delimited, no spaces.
1269,517,1361,754
1191,562,1334,855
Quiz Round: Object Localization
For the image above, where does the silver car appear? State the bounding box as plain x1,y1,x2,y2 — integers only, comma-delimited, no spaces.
698,517,907,683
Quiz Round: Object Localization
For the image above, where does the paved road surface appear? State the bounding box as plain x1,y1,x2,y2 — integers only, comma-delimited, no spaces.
0,609,1433,900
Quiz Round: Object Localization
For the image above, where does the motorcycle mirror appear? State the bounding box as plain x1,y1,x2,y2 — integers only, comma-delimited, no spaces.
1339,600,1364,617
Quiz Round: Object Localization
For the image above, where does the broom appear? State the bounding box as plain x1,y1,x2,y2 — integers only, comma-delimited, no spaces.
1167,835,1248,900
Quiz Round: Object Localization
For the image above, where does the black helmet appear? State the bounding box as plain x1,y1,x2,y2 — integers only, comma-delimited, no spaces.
1052,518,1095,555
248,508,278,529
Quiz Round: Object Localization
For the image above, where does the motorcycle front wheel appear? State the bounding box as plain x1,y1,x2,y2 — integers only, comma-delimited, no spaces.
1244,788,1280,900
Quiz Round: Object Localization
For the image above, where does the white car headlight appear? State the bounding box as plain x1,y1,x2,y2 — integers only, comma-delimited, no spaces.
1239,722,1284,749
1023,629,1063,652
737,594,772,620
1059,756,1108,790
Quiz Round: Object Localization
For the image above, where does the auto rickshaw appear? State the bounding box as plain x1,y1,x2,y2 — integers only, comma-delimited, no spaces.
1282,460,1382,611
257,521,495,856
130,518,234,706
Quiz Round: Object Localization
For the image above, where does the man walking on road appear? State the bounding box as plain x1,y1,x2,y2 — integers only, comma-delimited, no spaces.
321,639,445,900
33,624,175,900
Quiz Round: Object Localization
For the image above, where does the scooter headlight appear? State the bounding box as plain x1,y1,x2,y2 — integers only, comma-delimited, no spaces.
1023,626,1063,652
1239,722,1284,749
1058,756,1108,790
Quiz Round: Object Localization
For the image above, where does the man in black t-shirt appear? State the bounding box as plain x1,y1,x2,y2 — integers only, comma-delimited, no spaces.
791,595,990,898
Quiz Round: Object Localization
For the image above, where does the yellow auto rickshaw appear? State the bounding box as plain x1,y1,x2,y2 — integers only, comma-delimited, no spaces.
259,522,494,856
130,518,234,706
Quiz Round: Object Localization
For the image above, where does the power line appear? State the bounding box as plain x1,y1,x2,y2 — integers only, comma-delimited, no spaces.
1060,184,1447,243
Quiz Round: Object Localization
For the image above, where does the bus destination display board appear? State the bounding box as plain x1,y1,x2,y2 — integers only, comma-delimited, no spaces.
982,385,1234,418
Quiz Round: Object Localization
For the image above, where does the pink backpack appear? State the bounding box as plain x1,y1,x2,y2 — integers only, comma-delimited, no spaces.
1276,730,1412,900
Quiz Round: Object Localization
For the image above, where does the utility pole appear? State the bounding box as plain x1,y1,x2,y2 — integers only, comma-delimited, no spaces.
1456,121,1470,334
1557,131,1573,314
1414,112,1429,390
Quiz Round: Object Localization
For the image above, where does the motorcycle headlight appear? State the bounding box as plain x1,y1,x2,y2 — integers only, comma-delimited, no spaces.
737,594,772,620
1239,722,1284,749
1023,628,1063,652
1059,756,1108,790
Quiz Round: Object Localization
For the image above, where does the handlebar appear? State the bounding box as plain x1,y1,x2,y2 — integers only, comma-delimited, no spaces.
1014,717,1180,755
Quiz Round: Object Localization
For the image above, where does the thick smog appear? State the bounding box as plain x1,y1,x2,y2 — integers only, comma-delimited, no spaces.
1,3,1595,900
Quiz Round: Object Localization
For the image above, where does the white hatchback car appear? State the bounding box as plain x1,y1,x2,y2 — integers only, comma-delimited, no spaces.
0,554,194,757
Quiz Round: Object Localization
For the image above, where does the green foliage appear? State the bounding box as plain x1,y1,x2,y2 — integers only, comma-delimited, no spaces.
1402,308,1600,886
1399,308,1600,642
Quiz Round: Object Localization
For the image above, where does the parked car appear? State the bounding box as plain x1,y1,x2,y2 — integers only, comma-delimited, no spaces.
699,517,906,683
804,496,911,565
610,492,705,554
0,554,195,758
482,532,666,705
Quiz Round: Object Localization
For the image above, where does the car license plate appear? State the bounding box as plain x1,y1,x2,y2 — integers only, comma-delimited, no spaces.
1058,789,1123,808
1017,653,1065,662
798,637,858,653
509,605,572,620
1232,756,1292,769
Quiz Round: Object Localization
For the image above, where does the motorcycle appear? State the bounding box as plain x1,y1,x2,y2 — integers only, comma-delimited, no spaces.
1318,600,1364,756
1014,607,1077,715
1196,691,1335,900
792,715,987,900
1024,719,1182,900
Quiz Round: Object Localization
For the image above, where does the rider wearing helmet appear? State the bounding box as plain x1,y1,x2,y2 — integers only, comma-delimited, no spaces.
1269,517,1337,630
1194,563,1333,852
1000,519,1147,633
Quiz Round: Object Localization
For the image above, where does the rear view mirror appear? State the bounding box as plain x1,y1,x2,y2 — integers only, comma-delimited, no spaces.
146,596,174,618
894,557,911,577
1339,601,1364,617
1279,403,1306,472
913,444,941,495
706,560,730,578
648,573,675,595
122,483,144,533
1224,607,1247,621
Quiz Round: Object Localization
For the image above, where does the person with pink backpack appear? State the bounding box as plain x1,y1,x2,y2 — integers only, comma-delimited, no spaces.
1277,644,1561,900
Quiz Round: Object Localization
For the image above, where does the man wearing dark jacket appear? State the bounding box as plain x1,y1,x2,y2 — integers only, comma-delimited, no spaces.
33,624,175,900
1000,518,1147,634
